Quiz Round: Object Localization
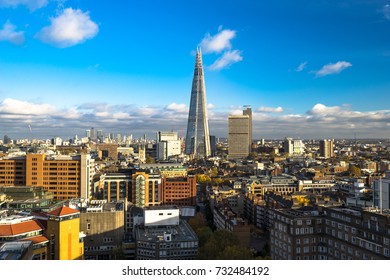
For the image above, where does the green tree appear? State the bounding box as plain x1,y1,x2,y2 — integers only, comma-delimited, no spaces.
198,230,239,260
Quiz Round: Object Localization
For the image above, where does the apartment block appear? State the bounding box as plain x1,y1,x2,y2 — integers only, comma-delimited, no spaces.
0,154,94,200
213,205,251,248
270,206,390,260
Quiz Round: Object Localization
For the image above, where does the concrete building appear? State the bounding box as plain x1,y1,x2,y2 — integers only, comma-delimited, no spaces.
97,143,118,161
243,105,253,153
319,139,334,159
228,114,251,159
283,137,305,156
156,132,181,160
0,154,95,200
79,200,125,260
134,207,198,259
373,171,390,210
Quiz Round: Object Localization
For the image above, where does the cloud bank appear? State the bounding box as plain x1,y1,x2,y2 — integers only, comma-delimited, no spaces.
1,99,389,140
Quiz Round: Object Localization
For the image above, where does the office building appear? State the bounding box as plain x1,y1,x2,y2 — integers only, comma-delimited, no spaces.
283,137,305,156
132,171,162,208
134,207,198,260
243,105,252,152
373,171,390,210
99,173,132,202
0,154,95,200
156,131,181,160
161,176,197,207
228,113,251,159
44,206,84,260
185,48,211,158
319,139,334,158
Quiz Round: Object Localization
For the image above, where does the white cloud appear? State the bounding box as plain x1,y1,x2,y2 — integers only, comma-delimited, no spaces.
314,61,352,77
199,28,236,54
296,62,307,72
207,104,215,109
0,21,24,45
0,98,81,122
165,103,188,113
209,50,243,70
0,0,47,11
307,104,341,115
382,4,390,20
37,8,99,48
257,106,284,113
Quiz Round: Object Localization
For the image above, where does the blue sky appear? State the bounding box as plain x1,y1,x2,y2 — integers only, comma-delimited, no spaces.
0,0,390,140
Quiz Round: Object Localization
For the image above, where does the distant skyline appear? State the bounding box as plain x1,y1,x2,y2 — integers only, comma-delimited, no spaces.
0,0,390,140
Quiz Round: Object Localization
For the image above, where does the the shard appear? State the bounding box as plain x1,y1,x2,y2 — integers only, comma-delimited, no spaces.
185,48,211,158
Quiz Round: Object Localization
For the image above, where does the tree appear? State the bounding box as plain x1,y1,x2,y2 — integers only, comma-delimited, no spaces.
349,165,361,177
145,156,155,164
217,245,254,260
196,174,211,184
198,230,239,260
188,212,207,232
211,177,223,186
248,152,258,160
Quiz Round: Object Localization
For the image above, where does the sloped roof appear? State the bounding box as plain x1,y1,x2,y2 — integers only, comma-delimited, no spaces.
22,235,49,244
47,206,79,217
0,220,44,237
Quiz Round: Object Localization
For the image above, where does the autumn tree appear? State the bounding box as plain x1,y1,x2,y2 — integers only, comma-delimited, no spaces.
349,165,361,177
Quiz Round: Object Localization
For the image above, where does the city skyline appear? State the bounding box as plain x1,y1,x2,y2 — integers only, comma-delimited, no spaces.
1,0,390,139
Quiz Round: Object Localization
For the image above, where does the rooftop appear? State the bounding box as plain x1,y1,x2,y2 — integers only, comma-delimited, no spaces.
136,220,197,243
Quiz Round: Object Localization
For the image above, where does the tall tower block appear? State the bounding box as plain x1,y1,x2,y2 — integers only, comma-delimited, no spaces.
185,48,211,158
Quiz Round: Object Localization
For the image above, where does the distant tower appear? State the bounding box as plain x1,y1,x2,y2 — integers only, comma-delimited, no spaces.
185,48,211,158
228,114,250,159
243,105,252,153
319,139,334,159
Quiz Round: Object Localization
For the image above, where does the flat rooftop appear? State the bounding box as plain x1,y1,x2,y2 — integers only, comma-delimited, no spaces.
136,220,197,243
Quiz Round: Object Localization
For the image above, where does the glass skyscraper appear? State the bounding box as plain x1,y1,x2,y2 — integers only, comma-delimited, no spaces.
185,48,211,158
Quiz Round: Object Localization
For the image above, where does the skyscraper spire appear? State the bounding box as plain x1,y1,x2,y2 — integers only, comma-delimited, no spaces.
185,48,211,158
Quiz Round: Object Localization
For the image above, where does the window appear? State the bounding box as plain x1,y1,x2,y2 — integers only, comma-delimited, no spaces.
384,248,389,257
